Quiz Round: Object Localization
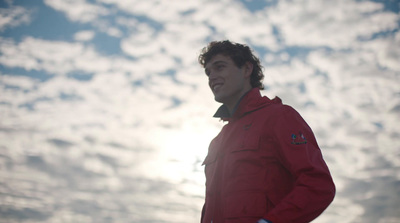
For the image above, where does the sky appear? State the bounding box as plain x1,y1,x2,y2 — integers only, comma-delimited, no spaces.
0,0,399,222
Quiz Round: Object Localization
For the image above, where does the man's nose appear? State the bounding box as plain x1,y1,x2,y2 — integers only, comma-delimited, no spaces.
208,74,218,85
208,71,217,80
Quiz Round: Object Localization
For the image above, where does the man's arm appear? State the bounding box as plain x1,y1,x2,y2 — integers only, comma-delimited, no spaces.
263,106,335,223
200,203,205,223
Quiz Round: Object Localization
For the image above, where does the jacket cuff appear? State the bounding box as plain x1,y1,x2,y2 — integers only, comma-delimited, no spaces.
263,213,281,223
257,219,272,223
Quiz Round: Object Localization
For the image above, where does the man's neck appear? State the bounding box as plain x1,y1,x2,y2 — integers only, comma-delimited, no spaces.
225,89,252,116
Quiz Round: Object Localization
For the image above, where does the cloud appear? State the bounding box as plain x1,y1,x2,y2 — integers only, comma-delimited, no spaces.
43,0,109,23
367,31,400,72
97,0,201,22
1,0,400,222
0,37,124,75
266,0,399,48
0,5,32,32
73,30,95,41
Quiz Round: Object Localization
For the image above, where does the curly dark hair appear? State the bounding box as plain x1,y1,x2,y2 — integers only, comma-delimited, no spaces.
198,40,264,90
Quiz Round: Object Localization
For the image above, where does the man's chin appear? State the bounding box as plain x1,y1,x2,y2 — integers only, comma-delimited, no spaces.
213,95,225,104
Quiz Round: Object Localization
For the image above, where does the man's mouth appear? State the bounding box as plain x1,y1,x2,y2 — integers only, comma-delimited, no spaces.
212,83,223,91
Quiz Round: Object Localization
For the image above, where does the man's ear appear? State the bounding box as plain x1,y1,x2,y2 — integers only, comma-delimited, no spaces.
244,62,253,78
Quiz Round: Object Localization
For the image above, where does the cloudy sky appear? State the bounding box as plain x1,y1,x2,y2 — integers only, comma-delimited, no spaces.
0,0,399,222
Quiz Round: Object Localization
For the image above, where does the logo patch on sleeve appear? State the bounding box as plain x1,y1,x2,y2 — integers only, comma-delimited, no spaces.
291,132,307,145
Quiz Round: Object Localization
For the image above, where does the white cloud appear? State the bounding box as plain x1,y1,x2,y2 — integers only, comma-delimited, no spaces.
120,25,160,57
0,73,39,90
73,30,95,41
98,0,201,22
0,5,32,32
1,0,400,222
43,0,109,23
0,37,132,75
365,31,400,72
266,0,399,49
0,37,85,74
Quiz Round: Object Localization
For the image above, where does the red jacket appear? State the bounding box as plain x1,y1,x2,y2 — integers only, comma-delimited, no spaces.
201,88,335,223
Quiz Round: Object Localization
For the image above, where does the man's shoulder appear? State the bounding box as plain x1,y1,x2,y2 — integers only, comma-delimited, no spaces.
259,97,294,112
256,99,301,120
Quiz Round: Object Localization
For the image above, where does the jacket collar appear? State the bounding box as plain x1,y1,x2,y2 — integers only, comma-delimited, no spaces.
213,88,282,121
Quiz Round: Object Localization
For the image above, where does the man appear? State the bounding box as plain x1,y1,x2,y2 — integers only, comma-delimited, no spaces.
198,40,335,223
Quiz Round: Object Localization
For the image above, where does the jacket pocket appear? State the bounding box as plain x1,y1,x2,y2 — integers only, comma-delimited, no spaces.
225,134,266,192
202,139,220,195
232,133,260,152
224,191,266,218
202,152,217,166
228,134,262,174
202,137,220,166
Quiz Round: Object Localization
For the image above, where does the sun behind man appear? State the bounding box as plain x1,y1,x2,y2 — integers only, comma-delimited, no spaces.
198,40,335,223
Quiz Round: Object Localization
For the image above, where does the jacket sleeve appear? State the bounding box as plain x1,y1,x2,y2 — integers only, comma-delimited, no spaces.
263,106,335,223
200,203,205,223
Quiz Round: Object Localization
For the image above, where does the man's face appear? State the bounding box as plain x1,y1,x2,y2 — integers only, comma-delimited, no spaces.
205,54,252,108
